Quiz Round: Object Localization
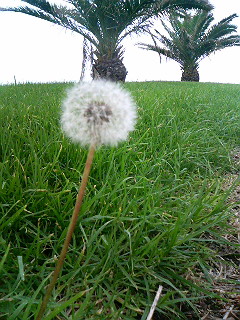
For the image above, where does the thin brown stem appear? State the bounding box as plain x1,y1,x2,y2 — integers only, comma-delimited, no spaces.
36,144,96,320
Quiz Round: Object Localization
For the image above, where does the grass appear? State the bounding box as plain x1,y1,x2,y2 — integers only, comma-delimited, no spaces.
0,81,239,319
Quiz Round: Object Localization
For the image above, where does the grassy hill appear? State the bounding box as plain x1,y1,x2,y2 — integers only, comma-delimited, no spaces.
0,81,239,319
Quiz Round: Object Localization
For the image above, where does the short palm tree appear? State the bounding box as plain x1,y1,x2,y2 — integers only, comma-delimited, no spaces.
0,0,213,82
139,10,240,81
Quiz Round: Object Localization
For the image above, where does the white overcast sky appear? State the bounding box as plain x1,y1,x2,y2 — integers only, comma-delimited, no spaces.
0,0,240,84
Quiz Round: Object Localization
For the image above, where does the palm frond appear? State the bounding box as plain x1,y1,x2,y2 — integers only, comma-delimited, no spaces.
214,35,240,49
192,11,214,41
154,0,213,13
139,42,177,60
217,13,239,25
206,14,239,41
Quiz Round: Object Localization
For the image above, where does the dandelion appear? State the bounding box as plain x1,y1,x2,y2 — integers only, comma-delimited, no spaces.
61,80,137,146
36,80,137,319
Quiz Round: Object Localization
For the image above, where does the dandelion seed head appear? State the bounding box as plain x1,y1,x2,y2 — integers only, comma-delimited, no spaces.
61,80,137,146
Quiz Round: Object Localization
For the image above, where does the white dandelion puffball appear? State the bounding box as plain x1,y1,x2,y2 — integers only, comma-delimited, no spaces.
61,80,137,146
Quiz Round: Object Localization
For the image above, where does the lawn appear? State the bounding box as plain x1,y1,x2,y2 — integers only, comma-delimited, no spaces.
0,81,239,319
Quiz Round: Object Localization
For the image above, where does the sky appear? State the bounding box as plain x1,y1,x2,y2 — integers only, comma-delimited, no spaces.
0,0,240,84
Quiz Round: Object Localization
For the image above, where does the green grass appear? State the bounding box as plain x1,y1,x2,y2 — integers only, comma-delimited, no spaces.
0,81,239,319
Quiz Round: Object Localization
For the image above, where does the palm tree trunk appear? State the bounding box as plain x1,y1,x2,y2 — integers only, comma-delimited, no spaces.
181,67,199,82
92,56,128,82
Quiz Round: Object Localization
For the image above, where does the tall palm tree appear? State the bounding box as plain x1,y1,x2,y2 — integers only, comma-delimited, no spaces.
139,10,240,81
0,0,213,82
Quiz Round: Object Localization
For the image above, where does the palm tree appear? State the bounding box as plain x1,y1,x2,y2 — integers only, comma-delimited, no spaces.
0,0,213,82
139,10,240,81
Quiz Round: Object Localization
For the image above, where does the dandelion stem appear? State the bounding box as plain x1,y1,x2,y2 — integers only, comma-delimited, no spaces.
36,144,96,320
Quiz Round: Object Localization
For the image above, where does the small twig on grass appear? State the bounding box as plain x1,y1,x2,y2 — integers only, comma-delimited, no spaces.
222,305,234,320
201,312,210,320
36,144,96,320
146,285,163,320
